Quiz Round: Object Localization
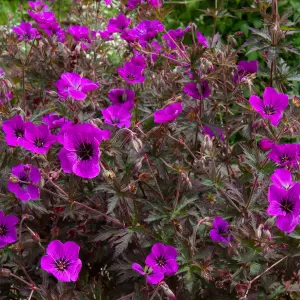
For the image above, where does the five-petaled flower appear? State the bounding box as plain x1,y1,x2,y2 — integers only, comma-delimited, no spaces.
210,216,233,244
267,183,300,232
8,164,41,201
107,14,131,33
102,104,132,128
2,115,28,147
184,81,211,100
154,102,182,123
145,243,178,276
12,22,40,41
127,20,164,42
268,144,299,167
0,211,18,248
23,123,57,154
108,88,135,109
41,240,82,282
68,25,91,49
56,72,99,101
118,62,145,84
58,123,110,179
249,87,289,126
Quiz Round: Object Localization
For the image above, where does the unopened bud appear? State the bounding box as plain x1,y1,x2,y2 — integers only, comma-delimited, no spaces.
132,136,143,153
159,282,176,299
9,175,19,183
256,224,263,239
203,135,213,151
138,172,151,182
0,268,11,277
128,183,137,194
103,170,116,183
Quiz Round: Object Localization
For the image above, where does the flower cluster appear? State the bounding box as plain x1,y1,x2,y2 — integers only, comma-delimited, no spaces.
28,1,65,42
132,243,178,284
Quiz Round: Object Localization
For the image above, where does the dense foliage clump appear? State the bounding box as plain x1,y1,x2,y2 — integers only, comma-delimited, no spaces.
0,0,299,299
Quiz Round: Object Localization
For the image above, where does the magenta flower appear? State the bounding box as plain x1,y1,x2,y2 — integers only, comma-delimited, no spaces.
249,87,289,126
2,115,28,147
132,263,164,284
23,123,56,154
148,0,162,8
129,55,147,69
28,1,49,12
41,240,82,282
162,27,190,49
0,211,18,248
68,25,91,49
184,81,210,100
0,68,5,78
8,164,41,201
108,88,135,109
43,21,65,42
268,144,299,167
28,11,56,26
270,168,295,190
42,113,71,130
58,124,109,178
145,243,178,276
210,216,233,244
12,22,40,41
102,104,132,128
196,30,209,48
56,72,99,101
233,60,258,83
154,102,182,124
202,125,224,141
267,184,300,233
118,62,145,84
258,138,274,151
126,0,141,10
107,14,131,33
127,20,164,42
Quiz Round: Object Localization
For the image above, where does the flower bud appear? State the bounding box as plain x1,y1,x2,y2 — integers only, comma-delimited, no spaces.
103,170,116,183
9,175,19,183
258,138,274,151
159,282,176,299
0,268,11,277
203,135,213,151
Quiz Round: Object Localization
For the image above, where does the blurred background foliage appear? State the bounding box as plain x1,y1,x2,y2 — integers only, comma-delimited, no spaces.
0,0,299,92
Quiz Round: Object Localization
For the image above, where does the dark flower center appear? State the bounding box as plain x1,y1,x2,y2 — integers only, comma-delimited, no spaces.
118,94,126,103
54,258,70,271
217,227,227,236
280,199,294,213
34,138,46,148
19,175,29,188
111,117,120,124
156,256,166,267
0,224,8,236
14,127,24,138
279,154,290,164
76,142,94,161
263,105,276,115
126,74,136,81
